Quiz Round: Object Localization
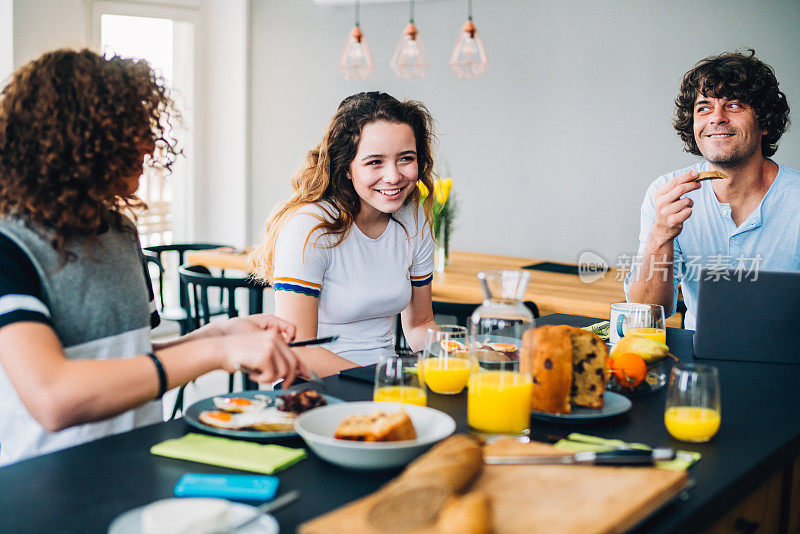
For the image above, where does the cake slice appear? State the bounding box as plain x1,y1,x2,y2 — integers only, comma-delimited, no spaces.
334,410,417,442
568,327,609,408
520,325,609,414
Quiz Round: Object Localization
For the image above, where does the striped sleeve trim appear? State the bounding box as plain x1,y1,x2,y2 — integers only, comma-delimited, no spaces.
410,272,433,287
274,277,321,298
0,294,51,317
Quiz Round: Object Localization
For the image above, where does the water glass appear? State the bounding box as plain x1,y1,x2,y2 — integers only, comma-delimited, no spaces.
617,303,667,344
374,353,426,406
421,325,470,395
664,363,721,442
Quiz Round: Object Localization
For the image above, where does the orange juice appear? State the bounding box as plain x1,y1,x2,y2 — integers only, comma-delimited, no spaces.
422,357,471,394
664,406,721,442
374,386,427,406
467,371,533,434
627,327,667,344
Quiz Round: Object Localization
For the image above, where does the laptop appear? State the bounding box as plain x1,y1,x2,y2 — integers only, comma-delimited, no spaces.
693,269,800,364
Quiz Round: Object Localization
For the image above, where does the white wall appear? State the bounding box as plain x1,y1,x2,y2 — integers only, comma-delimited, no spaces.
0,0,13,85
248,0,800,266
196,0,249,246
12,0,86,66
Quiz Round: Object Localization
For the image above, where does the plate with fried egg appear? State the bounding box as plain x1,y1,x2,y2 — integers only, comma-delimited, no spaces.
184,389,344,439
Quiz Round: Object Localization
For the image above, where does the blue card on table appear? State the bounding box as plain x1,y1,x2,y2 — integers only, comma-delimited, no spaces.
174,473,280,501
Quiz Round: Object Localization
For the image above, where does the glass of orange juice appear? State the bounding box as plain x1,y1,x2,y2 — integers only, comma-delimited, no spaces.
421,325,471,395
620,303,667,345
664,363,721,442
374,354,427,406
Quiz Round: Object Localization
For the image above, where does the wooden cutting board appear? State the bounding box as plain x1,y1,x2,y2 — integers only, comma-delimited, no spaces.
301,438,688,534
479,440,688,534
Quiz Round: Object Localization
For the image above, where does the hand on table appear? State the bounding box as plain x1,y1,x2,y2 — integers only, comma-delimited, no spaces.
649,170,702,246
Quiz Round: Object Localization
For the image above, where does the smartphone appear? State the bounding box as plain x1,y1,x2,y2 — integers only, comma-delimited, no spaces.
174,473,280,501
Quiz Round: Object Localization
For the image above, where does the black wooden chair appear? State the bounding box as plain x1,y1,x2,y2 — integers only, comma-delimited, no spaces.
169,265,269,419
144,243,232,335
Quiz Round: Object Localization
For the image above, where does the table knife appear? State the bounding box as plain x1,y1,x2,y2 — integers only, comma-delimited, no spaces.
288,335,338,347
231,489,300,531
485,448,676,466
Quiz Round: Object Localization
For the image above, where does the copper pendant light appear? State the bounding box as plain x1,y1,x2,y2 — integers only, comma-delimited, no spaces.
450,0,488,78
338,0,374,80
390,0,430,79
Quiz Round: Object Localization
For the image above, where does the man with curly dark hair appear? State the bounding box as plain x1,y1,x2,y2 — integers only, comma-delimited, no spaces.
0,49,307,465
625,50,799,329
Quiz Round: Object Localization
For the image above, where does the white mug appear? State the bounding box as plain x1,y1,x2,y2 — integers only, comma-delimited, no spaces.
609,302,644,345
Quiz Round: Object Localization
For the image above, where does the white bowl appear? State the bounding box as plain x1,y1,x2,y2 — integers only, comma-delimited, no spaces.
294,401,456,471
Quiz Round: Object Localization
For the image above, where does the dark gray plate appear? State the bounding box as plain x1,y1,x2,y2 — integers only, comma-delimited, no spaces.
530,391,632,422
184,390,343,439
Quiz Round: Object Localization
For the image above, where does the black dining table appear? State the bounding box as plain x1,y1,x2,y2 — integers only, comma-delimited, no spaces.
1,313,799,533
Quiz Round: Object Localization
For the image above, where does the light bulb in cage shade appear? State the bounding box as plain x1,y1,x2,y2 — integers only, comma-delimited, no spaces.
450,19,488,79
338,25,374,80
391,22,430,79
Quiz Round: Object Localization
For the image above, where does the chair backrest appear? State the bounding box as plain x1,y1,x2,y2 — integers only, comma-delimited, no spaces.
178,264,266,331
144,243,232,313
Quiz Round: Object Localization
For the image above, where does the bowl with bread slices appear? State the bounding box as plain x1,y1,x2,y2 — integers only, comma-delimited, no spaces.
294,401,456,470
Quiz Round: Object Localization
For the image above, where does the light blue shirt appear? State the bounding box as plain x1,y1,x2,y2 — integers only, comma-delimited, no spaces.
625,161,800,330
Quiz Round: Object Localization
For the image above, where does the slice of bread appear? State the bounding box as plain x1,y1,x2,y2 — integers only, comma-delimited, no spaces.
334,410,417,442
696,170,728,182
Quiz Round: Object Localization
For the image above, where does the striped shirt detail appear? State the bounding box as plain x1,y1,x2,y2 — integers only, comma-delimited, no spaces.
274,277,322,298
0,294,51,318
410,272,433,287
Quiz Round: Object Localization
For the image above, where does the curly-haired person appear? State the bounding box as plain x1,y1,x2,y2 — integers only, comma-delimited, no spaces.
0,49,307,466
626,50,799,329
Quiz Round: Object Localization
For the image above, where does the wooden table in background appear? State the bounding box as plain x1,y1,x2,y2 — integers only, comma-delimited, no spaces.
186,249,683,327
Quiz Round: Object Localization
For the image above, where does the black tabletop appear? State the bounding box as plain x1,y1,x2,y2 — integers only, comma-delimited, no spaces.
1,314,798,533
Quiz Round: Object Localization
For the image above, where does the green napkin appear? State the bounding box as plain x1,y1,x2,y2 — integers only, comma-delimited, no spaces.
151,433,306,474
552,433,701,471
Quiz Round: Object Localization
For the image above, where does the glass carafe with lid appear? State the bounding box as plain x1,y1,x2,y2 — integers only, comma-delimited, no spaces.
468,270,535,368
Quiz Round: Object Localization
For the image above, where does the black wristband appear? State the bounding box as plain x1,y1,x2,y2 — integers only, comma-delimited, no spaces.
147,352,167,399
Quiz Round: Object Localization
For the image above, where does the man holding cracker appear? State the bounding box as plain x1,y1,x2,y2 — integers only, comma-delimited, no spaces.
625,50,800,329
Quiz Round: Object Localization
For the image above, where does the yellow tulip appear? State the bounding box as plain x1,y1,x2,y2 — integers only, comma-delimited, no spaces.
435,177,453,205
417,181,429,198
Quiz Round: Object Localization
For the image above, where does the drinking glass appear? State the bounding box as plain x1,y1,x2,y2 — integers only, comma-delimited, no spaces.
421,325,470,395
618,303,667,344
374,353,427,406
467,270,535,436
664,363,721,442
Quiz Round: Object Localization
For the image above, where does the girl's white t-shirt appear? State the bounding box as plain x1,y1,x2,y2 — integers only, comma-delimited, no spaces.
272,202,434,366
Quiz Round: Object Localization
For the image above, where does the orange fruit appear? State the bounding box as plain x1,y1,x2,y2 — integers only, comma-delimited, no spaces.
609,352,647,389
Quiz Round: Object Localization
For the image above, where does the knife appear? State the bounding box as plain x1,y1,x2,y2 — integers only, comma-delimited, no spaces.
485,448,676,466
231,489,300,531
288,335,338,347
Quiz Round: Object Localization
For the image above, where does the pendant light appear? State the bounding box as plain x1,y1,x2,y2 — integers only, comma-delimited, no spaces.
449,0,488,78
338,0,374,80
390,0,430,79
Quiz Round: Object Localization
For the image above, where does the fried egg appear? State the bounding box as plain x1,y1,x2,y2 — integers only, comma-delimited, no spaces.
212,396,267,413
198,410,241,429
198,407,295,432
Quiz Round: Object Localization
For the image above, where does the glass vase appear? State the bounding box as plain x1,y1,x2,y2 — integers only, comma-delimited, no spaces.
434,216,449,273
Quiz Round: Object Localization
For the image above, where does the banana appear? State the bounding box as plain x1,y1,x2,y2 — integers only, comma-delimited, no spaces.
610,336,674,364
